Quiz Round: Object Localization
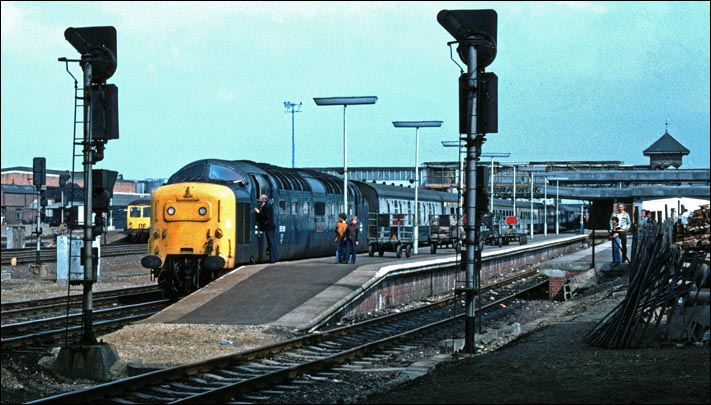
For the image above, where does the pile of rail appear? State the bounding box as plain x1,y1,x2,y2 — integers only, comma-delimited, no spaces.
585,206,710,348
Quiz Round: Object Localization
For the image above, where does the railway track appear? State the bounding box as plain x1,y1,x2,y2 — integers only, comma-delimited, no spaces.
28,270,547,404
1,285,163,323
1,286,168,352
1,244,147,265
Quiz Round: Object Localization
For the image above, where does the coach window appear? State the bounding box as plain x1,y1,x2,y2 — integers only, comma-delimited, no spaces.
291,201,298,215
315,202,325,216
279,200,287,215
303,201,310,215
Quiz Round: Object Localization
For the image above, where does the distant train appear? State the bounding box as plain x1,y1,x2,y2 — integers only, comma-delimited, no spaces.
141,159,580,297
125,199,151,243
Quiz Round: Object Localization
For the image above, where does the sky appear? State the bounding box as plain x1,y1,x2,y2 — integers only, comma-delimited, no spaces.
2,1,709,181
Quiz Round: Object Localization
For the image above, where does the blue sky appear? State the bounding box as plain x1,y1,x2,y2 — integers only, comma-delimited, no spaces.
2,1,709,180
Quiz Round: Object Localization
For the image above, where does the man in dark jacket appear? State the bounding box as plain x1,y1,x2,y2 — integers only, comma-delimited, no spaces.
345,216,360,264
254,194,278,263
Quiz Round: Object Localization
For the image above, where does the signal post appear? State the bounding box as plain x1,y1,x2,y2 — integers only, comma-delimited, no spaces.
438,9,498,354
54,26,120,382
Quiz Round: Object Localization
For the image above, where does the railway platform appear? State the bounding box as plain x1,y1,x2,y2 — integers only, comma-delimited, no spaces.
144,233,592,332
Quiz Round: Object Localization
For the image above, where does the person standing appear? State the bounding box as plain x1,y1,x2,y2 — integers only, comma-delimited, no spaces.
254,194,278,263
610,216,622,264
639,209,648,227
610,203,631,261
335,213,348,263
345,216,360,264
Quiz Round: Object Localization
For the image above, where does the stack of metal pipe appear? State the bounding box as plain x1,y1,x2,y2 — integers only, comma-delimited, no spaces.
585,221,710,348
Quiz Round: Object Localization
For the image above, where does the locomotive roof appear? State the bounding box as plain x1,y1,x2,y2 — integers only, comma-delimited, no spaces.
168,159,352,195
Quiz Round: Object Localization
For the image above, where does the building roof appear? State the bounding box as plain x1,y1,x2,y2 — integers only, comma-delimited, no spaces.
643,131,690,156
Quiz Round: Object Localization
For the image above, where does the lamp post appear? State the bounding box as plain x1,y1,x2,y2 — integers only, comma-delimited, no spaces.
549,177,568,234
314,96,377,215
283,101,302,168
530,173,534,238
441,140,465,214
393,121,443,254
480,152,510,214
544,177,548,236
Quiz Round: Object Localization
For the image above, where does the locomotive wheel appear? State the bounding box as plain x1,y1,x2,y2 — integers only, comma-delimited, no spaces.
431,244,437,254
406,245,412,258
368,245,375,257
379,247,385,257
396,246,403,258
497,237,503,247
519,235,528,245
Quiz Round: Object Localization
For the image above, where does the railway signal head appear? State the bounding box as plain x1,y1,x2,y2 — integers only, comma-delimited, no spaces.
91,169,118,213
33,157,46,186
64,26,117,83
437,9,497,68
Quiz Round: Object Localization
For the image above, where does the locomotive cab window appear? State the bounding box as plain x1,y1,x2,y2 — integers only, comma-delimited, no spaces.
169,164,205,183
142,207,150,217
129,207,141,217
209,164,246,184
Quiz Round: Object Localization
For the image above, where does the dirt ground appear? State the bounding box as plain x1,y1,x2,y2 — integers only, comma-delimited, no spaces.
361,282,711,404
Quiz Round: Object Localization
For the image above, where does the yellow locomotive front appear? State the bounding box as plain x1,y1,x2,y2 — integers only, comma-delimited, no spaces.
141,182,236,297
126,200,151,242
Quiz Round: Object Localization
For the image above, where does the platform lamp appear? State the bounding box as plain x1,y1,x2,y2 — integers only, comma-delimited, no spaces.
313,97,377,215
480,152,510,214
548,177,569,234
442,140,465,216
283,101,302,168
393,121,443,254
502,162,527,225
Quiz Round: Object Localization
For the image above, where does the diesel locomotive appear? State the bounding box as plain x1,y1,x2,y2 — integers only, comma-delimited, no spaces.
141,159,579,298
125,198,151,243
141,160,412,297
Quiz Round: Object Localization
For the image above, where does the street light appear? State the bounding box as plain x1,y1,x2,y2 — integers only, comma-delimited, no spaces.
314,96,377,214
393,121,443,254
480,152,510,214
544,177,549,236
284,101,302,168
442,140,464,210
548,177,569,234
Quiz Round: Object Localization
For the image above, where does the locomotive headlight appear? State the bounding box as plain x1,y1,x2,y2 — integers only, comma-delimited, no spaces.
215,228,223,238
198,207,207,216
167,207,175,215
